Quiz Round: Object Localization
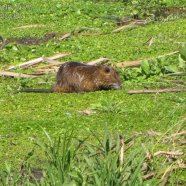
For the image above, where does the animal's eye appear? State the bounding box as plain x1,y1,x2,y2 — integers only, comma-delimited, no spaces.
104,66,110,73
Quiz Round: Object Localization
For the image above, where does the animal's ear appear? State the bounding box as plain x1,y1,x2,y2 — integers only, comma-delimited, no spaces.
104,66,110,73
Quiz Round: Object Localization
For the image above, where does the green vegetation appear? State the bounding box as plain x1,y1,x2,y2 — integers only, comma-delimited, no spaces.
0,0,185,184
1,126,185,185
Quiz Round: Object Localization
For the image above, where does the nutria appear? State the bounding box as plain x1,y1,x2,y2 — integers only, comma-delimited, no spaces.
13,62,122,94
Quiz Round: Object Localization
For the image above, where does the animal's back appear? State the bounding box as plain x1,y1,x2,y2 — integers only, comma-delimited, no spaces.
53,62,122,93
12,62,122,94
56,62,87,83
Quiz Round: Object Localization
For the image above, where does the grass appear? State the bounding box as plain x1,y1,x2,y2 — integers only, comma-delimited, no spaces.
1,126,185,185
0,0,186,173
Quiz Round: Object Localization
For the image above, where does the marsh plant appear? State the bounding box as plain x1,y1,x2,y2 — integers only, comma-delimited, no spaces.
0,130,146,185
1,126,185,185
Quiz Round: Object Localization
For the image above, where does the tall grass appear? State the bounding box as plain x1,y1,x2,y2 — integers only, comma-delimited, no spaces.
0,126,185,185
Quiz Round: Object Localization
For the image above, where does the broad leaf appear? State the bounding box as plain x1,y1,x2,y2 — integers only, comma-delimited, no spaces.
141,60,150,75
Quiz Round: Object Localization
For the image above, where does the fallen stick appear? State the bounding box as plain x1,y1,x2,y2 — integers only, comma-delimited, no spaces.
47,52,71,60
116,60,142,68
112,24,138,33
36,82,54,86
42,58,63,64
25,72,46,76
8,52,71,70
157,51,179,58
14,24,46,29
166,130,186,139
8,57,44,70
0,71,40,78
116,17,136,26
36,68,58,73
35,62,63,69
161,172,170,186
119,135,125,165
112,20,146,33
146,129,162,137
142,171,155,181
170,130,186,138
166,72,186,76
127,88,186,95
59,32,72,41
154,150,183,157
116,51,179,68
78,109,96,116
157,79,184,84
38,67,58,71
87,58,110,65
79,32,105,36
144,37,154,47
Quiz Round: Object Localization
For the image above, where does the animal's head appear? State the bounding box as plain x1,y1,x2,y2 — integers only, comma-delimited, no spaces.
95,65,122,90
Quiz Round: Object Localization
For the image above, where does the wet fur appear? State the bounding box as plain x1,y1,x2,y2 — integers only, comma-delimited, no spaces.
53,62,122,93
13,62,122,94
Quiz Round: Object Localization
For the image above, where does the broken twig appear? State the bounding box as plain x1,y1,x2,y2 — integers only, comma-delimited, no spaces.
166,72,186,76
59,32,72,41
116,51,179,68
87,58,110,65
154,150,183,157
116,60,142,68
14,24,46,29
35,62,63,70
127,88,186,95
142,171,156,181
8,52,71,70
147,129,162,137
78,109,96,115
119,135,125,165
0,71,39,78
8,57,44,70
143,37,154,47
112,20,147,33
170,130,186,138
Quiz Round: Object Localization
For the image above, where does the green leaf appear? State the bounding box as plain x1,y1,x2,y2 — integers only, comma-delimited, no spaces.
56,4,62,9
178,54,186,69
180,47,186,61
77,9,81,15
165,65,178,73
12,45,18,51
141,60,150,75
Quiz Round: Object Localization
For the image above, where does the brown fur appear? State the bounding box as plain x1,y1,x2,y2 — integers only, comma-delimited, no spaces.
12,62,122,94
53,62,122,93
